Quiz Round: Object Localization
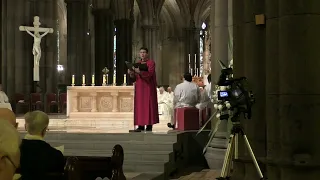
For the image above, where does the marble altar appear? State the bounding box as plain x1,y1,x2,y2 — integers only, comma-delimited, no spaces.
67,86,134,119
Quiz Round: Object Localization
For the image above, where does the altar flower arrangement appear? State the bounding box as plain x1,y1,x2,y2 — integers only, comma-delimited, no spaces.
197,59,233,153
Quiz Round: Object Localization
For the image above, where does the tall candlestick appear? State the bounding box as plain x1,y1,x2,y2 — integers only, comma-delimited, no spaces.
82,75,85,85
123,74,127,85
190,68,193,76
102,74,106,85
188,54,191,73
188,54,191,63
91,74,95,85
113,74,116,86
196,68,199,76
106,74,109,85
194,54,197,70
72,75,75,85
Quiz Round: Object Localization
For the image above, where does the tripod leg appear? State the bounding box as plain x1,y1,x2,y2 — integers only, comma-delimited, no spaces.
220,134,235,178
243,135,264,179
235,133,239,159
226,139,235,176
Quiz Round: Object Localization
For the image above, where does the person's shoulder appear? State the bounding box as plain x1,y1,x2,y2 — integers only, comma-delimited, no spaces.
147,59,155,64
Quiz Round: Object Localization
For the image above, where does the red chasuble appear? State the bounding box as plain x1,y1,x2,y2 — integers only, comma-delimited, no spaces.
134,59,159,126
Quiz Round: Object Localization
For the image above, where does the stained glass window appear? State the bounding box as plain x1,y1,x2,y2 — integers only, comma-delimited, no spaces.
199,22,207,76
113,28,117,76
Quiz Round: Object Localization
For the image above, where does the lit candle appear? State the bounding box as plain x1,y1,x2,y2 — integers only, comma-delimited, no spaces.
103,74,106,84
106,74,109,84
72,75,75,84
194,54,197,70
124,74,127,85
92,74,95,85
113,74,116,85
82,75,85,85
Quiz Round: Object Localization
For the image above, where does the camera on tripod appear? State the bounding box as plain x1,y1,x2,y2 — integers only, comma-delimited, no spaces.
213,65,255,122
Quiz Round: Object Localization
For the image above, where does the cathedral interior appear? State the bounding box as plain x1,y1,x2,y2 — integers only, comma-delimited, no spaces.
1,0,320,179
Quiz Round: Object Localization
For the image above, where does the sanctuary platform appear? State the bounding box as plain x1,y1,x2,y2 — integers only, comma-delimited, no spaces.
16,115,218,179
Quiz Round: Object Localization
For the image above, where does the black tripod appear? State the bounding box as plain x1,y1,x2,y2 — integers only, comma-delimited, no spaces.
216,121,264,180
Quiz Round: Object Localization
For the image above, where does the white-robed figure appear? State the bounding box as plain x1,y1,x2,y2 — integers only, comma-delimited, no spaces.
168,73,200,129
0,84,12,110
166,87,174,102
158,87,173,117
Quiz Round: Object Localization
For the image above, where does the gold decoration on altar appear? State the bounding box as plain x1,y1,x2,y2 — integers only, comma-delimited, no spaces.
192,76,204,87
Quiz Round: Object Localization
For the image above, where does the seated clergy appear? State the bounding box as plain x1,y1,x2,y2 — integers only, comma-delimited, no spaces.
0,120,20,180
158,87,173,117
0,84,12,111
19,111,65,180
167,73,200,129
166,87,174,102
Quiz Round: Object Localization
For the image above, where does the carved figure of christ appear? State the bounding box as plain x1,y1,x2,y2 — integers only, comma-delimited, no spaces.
19,16,54,81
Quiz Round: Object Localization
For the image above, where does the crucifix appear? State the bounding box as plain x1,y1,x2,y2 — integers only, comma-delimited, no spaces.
19,16,54,82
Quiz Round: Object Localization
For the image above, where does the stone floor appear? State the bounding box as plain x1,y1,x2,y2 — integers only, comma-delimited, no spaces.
177,169,220,180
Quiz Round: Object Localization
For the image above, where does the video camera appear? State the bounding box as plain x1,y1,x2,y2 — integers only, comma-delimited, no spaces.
213,67,255,122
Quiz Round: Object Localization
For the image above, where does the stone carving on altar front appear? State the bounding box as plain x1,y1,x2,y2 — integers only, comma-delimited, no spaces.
67,86,134,119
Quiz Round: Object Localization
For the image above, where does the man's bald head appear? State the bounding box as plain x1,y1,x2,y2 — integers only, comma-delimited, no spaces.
0,108,16,128
0,120,20,180
24,111,49,136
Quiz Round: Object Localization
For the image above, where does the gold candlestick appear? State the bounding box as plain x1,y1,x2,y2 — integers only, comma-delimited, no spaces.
113,75,116,86
71,75,75,86
91,74,95,86
82,75,85,86
123,74,127,86
102,74,106,86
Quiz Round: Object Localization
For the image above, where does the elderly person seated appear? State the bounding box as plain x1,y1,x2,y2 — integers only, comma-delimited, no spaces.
167,73,200,129
19,111,65,180
0,84,12,111
0,108,17,128
0,120,20,180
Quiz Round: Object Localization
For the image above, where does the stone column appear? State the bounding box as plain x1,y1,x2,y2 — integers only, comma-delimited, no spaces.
205,0,230,170
92,8,114,85
141,25,162,82
114,19,133,86
265,0,280,179
276,1,320,179
231,0,267,179
65,0,91,85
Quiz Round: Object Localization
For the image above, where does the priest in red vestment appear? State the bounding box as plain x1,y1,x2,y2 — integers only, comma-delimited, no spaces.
128,47,159,132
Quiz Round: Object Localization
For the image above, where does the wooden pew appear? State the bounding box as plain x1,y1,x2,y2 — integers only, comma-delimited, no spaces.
65,144,126,180
16,145,125,180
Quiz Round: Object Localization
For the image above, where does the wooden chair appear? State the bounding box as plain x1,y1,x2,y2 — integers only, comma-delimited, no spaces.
14,93,29,114
46,93,58,113
30,93,43,111
59,93,67,113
